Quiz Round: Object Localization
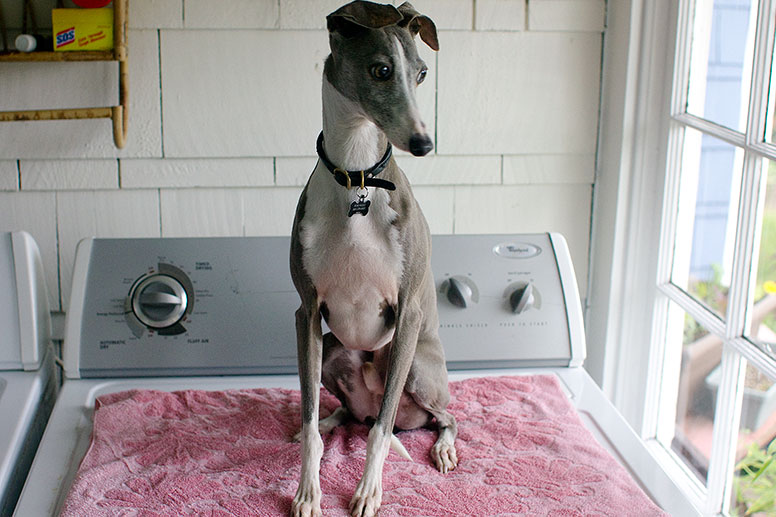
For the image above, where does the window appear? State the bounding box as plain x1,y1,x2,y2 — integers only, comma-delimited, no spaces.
629,0,776,514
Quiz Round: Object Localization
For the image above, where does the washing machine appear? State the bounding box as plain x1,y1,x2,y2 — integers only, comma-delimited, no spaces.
0,231,57,515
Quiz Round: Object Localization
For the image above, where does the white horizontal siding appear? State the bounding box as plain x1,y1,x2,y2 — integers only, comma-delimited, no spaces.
0,162,19,191
528,0,606,32
121,158,274,188
21,160,118,190
0,0,603,307
437,31,601,155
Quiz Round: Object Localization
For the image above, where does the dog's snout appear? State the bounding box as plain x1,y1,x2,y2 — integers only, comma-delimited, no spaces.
409,134,433,156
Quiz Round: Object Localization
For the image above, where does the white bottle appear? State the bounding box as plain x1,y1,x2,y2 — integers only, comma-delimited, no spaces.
15,34,51,52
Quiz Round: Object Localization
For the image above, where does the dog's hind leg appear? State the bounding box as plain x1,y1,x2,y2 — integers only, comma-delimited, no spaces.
292,406,350,443
318,406,351,434
406,334,458,473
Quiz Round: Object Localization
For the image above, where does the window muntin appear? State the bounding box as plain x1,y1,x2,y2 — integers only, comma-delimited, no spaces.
651,0,776,513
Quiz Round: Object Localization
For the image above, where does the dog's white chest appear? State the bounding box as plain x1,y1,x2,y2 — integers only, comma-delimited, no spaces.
300,167,404,350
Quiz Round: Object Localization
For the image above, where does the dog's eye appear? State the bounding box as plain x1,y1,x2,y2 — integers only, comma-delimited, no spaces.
371,64,392,81
417,68,428,84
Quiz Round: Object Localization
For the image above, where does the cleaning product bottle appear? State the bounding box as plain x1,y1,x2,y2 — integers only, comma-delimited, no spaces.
15,33,53,52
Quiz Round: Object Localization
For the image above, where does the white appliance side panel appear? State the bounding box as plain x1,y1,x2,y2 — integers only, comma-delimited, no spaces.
0,233,22,369
549,232,586,367
0,361,57,516
12,232,50,370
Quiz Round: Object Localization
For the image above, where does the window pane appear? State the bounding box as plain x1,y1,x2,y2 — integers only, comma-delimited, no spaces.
766,28,776,144
729,363,776,516
750,158,776,364
672,128,742,319
686,0,756,132
666,304,721,484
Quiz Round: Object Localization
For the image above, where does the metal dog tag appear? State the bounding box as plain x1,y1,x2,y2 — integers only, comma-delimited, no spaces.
348,197,370,217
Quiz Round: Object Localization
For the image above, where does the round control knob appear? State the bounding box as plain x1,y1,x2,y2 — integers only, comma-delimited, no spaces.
130,274,188,329
509,282,535,314
442,276,478,308
447,277,471,308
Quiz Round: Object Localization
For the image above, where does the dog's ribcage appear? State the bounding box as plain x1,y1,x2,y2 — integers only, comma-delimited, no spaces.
300,164,405,352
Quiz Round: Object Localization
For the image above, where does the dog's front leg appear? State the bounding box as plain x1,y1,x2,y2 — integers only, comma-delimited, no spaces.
292,304,324,517
349,299,422,517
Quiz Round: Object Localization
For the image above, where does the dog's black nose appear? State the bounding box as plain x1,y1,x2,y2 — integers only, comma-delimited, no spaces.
409,134,434,156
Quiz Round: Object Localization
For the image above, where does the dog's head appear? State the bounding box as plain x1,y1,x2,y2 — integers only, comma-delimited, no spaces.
325,1,439,157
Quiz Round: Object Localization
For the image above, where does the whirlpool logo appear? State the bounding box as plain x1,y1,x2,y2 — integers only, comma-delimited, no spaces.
56,27,75,48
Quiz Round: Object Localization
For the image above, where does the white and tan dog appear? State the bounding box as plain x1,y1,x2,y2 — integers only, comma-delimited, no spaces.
289,2,457,516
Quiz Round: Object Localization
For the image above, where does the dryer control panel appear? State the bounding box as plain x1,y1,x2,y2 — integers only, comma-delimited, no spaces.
433,234,584,369
64,234,584,378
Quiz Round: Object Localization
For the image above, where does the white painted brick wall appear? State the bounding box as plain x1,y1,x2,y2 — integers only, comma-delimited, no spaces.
476,0,526,31
160,29,328,157
129,0,183,28
437,31,601,154
243,187,302,236
21,160,119,190
528,0,606,32
503,154,595,184
121,158,274,188
0,161,19,191
407,0,473,30
0,0,604,308
184,0,279,29
414,186,455,234
160,189,244,237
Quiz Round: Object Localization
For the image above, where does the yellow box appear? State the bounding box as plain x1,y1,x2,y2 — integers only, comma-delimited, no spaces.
52,8,113,51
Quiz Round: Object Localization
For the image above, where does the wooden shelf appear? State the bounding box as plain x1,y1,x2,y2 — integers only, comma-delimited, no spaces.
0,50,115,62
0,0,128,148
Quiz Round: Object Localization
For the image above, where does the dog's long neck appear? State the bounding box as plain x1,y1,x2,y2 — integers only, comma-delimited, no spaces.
321,77,389,172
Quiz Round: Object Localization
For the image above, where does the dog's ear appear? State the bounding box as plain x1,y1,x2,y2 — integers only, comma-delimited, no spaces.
327,1,403,38
397,2,439,51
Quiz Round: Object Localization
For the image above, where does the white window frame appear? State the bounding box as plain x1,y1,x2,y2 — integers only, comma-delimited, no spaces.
589,0,776,514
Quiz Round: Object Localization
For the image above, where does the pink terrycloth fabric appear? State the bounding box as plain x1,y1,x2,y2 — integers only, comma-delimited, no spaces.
60,375,666,516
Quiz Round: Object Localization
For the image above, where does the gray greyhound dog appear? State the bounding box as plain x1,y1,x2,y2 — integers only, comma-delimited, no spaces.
289,2,457,516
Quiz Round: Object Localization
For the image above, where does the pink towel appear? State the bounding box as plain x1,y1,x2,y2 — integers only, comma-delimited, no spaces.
60,375,666,516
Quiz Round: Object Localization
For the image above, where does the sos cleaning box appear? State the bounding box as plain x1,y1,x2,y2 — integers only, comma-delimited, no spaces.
52,8,113,51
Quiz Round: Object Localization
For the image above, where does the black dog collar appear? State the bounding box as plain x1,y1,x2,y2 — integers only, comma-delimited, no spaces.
316,132,396,191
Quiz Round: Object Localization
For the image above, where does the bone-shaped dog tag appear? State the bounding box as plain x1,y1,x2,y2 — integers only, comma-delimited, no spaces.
348,198,370,217
348,189,370,217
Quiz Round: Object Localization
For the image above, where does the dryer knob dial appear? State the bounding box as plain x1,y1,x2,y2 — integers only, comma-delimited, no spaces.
446,276,476,308
509,283,535,314
130,274,188,329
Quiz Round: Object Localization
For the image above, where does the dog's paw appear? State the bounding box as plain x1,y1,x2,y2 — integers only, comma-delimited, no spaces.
431,439,458,473
349,476,382,517
291,484,322,517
